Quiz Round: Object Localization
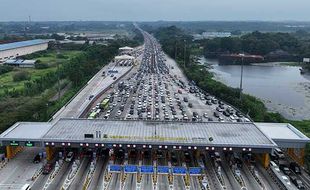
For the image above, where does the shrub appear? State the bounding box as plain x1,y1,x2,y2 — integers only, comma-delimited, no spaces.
13,71,30,82
0,65,14,75
35,62,49,69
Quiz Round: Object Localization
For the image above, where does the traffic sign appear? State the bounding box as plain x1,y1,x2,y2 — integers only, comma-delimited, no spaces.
157,166,170,174
124,165,138,173
109,165,122,173
10,141,19,146
189,167,202,175
140,165,154,174
172,167,187,175
25,141,34,147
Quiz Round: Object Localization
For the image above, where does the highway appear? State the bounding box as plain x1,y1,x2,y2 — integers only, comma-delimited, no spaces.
0,26,306,190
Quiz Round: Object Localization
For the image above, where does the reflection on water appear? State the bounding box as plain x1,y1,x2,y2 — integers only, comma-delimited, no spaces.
201,58,310,120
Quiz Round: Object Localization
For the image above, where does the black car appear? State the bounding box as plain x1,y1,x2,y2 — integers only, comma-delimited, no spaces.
290,162,301,174
213,112,219,118
188,103,193,108
33,154,41,163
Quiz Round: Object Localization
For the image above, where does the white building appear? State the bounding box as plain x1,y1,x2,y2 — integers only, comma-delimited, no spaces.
0,39,49,63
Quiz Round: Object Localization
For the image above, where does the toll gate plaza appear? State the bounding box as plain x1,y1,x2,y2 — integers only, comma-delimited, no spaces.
0,119,277,151
0,119,309,162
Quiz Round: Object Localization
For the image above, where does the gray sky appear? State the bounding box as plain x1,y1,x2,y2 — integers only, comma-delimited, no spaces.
1,0,309,21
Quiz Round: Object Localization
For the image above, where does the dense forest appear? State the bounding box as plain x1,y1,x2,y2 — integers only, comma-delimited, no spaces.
200,31,310,60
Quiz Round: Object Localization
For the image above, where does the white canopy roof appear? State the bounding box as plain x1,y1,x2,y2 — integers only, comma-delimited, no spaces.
119,46,133,50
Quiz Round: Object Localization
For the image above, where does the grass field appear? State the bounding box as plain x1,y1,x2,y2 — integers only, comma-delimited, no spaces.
0,50,81,96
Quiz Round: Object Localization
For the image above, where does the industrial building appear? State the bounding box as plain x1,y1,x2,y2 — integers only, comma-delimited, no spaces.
0,39,49,63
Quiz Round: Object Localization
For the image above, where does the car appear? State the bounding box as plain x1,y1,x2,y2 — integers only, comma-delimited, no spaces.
290,162,301,174
171,153,178,166
291,177,305,189
143,151,151,159
203,113,208,118
43,163,53,175
281,176,291,185
65,152,74,162
33,154,41,163
184,151,191,163
274,148,285,159
183,97,188,102
213,112,219,118
188,103,193,108
157,150,164,159
113,76,117,80
88,95,94,100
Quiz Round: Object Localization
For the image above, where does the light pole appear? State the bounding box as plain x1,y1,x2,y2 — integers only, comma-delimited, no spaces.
239,54,245,101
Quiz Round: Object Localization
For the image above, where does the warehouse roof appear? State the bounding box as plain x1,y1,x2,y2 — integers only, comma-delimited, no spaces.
0,39,48,51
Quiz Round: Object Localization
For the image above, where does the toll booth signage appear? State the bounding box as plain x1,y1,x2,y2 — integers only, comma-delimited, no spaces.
157,166,170,174
124,165,138,173
25,141,34,147
172,167,187,175
109,165,122,173
189,167,202,175
10,141,19,146
140,165,154,174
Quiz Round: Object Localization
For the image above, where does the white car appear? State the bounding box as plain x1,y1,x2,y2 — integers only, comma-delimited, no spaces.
65,152,74,162
203,113,208,118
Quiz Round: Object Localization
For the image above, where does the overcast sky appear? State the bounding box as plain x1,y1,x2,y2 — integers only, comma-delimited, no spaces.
1,0,310,21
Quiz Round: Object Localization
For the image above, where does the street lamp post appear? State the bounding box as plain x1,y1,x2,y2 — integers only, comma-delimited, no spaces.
239,54,244,101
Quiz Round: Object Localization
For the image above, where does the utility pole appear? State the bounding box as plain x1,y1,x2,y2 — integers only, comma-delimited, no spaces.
56,44,61,101
239,54,244,101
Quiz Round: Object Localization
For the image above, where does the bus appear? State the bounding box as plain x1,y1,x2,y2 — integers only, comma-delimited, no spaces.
88,112,97,119
100,98,109,110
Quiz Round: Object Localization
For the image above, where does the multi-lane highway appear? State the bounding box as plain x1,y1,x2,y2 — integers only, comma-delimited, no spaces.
0,26,305,190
